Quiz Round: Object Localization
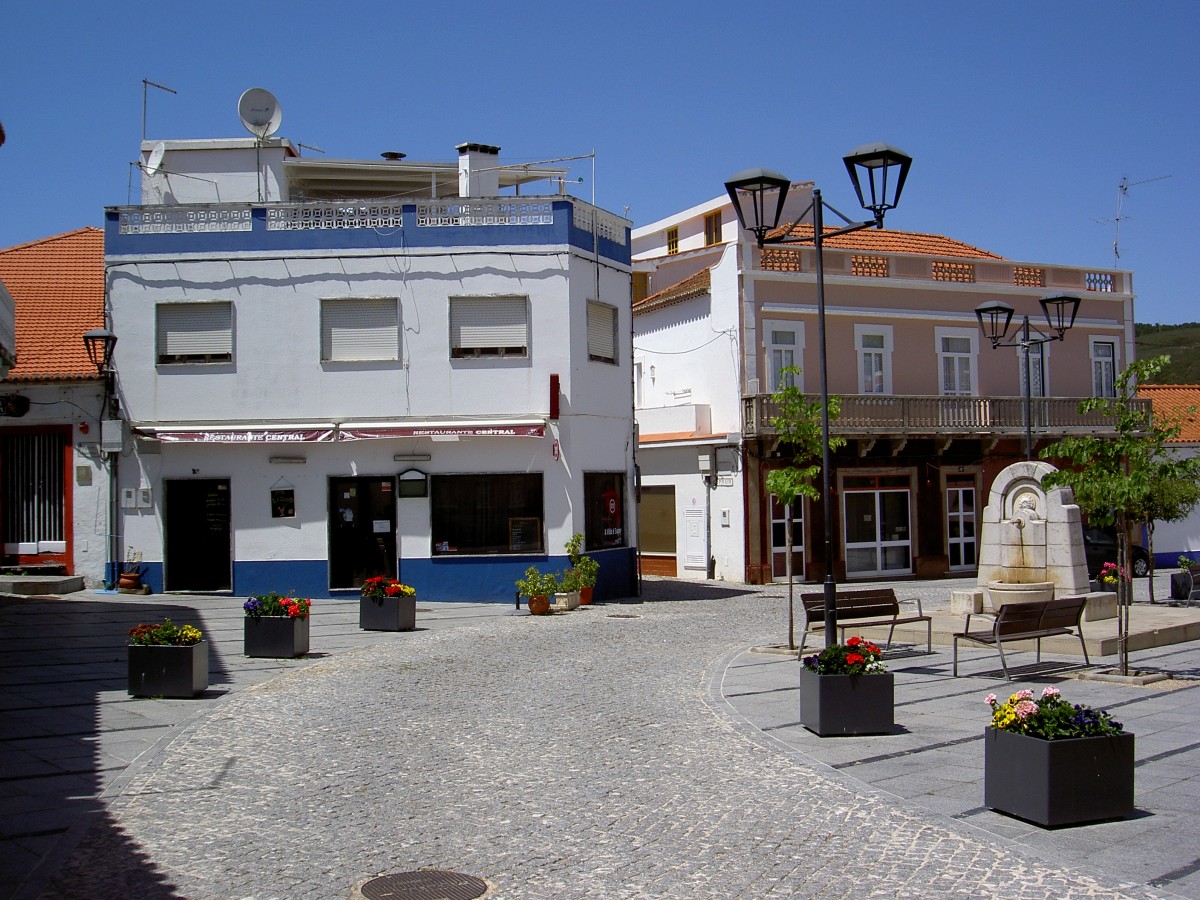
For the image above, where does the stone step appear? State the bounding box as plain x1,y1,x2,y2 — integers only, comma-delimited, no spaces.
0,575,87,596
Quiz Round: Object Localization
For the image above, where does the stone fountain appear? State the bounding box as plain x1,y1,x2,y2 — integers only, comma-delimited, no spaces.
975,461,1091,612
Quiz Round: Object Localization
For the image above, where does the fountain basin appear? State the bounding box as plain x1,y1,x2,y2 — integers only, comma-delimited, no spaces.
985,580,1055,613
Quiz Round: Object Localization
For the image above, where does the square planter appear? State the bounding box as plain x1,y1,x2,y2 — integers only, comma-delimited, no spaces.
984,727,1135,827
244,616,310,658
360,595,416,631
799,668,894,736
552,590,581,611
128,642,208,698
1170,573,1195,602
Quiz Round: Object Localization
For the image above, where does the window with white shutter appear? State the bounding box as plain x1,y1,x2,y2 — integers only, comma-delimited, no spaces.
587,301,617,364
321,297,399,362
449,296,529,358
156,302,233,364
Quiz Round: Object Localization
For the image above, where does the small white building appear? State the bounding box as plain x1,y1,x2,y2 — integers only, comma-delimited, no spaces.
106,124,635,601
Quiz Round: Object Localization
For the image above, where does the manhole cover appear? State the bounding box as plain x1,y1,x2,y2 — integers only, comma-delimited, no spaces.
360,869,488,900
607,613,641,619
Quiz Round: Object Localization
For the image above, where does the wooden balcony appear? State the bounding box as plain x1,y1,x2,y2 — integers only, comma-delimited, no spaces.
742,393,1148,441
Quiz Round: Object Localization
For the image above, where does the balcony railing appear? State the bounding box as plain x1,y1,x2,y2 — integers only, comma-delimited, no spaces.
742,393,1150,439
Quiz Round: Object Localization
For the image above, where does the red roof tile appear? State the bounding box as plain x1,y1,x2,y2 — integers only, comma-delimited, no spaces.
0,228,105,381
1137,384,1200,443
633,267,711,314
764,223,1003,260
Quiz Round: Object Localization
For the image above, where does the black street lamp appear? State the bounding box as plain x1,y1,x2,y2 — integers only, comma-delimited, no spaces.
726,143,913,651
975,294,1081,461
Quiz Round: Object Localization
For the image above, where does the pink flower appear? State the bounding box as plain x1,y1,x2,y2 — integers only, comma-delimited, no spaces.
1041,686,1060,699
1014,689,1034,701
985,693,997,705
1014,700,1038,719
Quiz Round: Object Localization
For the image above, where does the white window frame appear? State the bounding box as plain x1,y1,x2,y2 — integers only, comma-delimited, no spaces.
1017,341,1049,398
854,324,893,395
934,327,978,397
449,296,529,359
587,300,618,364
764,320,804,392
156,301,233,365
1090,336,1118,398
320,297,400,362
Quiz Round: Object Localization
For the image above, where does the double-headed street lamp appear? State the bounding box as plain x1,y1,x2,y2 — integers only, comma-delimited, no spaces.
974,295,1081,461
725,143,913,650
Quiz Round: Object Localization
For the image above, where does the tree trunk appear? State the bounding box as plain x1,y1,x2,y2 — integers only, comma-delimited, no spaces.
786,505,795,651
1146,521,1157,604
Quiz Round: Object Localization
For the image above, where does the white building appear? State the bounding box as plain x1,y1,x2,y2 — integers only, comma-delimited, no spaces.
105,128,635,601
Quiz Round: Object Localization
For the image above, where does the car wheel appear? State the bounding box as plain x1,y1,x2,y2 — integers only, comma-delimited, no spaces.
1132,556,1150,578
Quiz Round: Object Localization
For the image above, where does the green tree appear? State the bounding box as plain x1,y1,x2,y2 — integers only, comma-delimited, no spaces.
764,366,843,649
1041,356,1200,673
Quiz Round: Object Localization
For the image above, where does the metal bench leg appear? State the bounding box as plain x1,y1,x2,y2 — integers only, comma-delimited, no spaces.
996,641,1011,681
924,620,932,654
798,629,808,654
1078,630,1090,667
885,622,897,650
1036,637,1042,664
952,636,959,676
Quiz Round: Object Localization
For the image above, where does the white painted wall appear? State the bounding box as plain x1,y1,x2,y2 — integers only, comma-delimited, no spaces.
140,139,295,205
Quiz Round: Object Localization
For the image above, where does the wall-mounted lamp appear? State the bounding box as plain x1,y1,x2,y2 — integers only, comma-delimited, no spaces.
83,328,118,375
649,364,656,380
269,455,307,464
394,453,432,462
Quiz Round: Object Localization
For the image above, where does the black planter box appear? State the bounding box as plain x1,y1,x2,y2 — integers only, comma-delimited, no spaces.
799,668,894,736
984,727,1135,826
359,595,416,631
244,616,310,658
1171,573,1195,601
128,642,208,698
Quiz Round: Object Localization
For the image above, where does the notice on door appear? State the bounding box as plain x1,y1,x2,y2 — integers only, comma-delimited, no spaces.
372,519,391,534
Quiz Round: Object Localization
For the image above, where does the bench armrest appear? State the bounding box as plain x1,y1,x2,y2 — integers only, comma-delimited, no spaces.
899,596,925,617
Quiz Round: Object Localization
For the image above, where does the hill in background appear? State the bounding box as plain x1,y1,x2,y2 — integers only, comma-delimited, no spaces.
1137,323,1200,384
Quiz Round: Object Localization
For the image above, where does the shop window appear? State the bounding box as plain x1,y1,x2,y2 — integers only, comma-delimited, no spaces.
431,473,543,554
585,472,626,550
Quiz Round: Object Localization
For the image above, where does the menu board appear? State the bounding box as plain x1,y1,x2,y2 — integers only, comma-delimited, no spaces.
508,517,541,552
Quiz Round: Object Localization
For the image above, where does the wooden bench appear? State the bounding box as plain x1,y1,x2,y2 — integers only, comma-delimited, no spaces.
952,595,1089,681
799,588,931,654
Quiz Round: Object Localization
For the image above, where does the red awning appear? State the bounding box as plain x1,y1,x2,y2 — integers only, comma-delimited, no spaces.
339,424,545,440
143,428,336,443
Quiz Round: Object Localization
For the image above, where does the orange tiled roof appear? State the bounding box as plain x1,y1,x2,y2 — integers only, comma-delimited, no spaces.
764,223,1004,260
1137,384,1200,443
633,267,711,314
0,228,105,381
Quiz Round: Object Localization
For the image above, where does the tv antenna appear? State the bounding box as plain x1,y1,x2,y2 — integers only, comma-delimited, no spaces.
237,88,282,201
1099,174,1171,266
141,79,177,141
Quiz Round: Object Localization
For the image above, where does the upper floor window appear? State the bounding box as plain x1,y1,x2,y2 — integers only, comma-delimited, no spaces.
765,321,804,392
587,301,618,364
704,211,722,246
1019,342,1047,398
450,296,529,358
156,301,232,364
935,328,977,396
855,325,892,394
666,226,679,255
320,297,399,362
1091,337,1118,397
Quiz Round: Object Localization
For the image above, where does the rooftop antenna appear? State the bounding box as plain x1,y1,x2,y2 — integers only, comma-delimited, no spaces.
1100,174,1171,266
141,79,177,141
237,88,282,201
296,142,325,156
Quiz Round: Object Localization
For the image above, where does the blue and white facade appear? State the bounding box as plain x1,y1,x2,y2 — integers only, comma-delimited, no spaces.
106,136,635,601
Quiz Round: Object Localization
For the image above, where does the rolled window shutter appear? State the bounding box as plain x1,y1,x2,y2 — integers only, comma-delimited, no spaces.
587,301,616,361
322,298,399,361
450,297,528,350
157,303,232,358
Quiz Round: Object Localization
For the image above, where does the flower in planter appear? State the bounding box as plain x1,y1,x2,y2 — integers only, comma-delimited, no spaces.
128,619,203,646
361,576,416,601
1098,561,1126,586
985,686,1124,740
1179,555,1198,573
802,636,886,675
243,592,312,620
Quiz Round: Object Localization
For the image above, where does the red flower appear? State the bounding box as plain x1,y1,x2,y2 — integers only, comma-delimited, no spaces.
845,652,865,667
846,636,862,647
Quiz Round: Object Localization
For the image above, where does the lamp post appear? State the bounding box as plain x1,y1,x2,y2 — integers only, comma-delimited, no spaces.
726,143,913,650
975,295,1081,461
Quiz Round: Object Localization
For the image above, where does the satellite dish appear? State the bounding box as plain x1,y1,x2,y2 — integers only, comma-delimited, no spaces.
237,88,282,139
145,141,166,176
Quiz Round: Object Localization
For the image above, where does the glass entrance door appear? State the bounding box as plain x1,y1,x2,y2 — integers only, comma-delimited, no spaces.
164,479,232,591
329,477,396,589
843,487,911,578
946,480,977,571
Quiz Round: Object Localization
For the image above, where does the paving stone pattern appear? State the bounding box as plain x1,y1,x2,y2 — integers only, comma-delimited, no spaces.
35,584,1173,899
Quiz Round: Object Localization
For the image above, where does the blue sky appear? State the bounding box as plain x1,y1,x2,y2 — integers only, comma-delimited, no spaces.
2,1,1196,324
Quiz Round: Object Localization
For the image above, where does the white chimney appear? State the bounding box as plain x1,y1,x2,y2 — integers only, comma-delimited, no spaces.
457,142,501,198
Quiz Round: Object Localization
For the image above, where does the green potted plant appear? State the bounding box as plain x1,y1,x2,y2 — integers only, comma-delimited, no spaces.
127,619,207,698
359,576,417,631
516,566,558,615
799,637,892,736
564,532,600,605
984,687,1133,827
243,592,312,658
1172,555,1197,603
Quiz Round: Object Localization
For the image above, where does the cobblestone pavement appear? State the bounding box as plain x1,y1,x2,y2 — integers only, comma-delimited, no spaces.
33,578,1180,899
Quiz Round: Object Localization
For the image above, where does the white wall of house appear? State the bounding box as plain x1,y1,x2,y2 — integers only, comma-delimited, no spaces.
140,138,295,205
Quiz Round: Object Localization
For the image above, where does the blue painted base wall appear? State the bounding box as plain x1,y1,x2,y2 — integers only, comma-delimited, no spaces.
136,548,639,603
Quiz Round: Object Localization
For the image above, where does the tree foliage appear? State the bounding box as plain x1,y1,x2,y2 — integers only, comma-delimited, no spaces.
1041,355,1200,672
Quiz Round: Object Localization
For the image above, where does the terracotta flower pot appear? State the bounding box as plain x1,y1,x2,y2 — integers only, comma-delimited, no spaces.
579,586,593,605
527,595,551,615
